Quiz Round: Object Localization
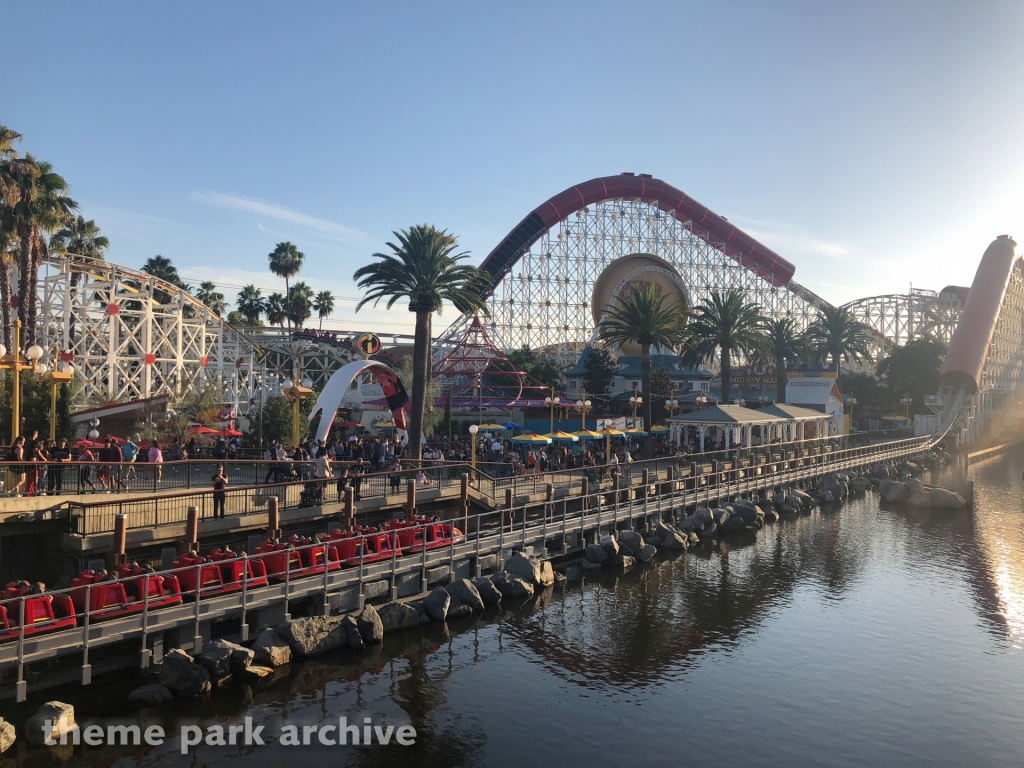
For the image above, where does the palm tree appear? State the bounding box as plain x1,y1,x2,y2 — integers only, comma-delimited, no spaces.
761,317,808,403
313,289,335,329
235,284,264,326
805,306,874,371
680,288,765,405
265,292,287,328
141,254,189,290
354,224,491,459
50,215,109,344
597,283,687,458
267,242,304,331
286,280,313,328
0,124,22,211
0,238,17,350
6,155,77,343
195,280,227,316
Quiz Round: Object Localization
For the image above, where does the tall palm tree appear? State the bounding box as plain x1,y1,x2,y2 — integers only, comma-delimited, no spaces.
805,306,874,371
195,280,227,316
50,216,109,344
141,254,189,290
761,317,808,403
0,238,17,350
235,284,264,326
313,289,335,329
354,224,491,459
6,155,77,343
0,124,22,210
680,288,765,404
265,292,287,328
597,283,687,458
286,280,313,328
267,241,304,331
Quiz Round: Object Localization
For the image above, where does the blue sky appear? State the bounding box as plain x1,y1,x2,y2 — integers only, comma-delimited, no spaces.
4,1,1024,335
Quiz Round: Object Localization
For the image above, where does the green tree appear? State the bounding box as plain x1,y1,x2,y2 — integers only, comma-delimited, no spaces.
259,392,318,447
0,126,21,349
287,280,313,328
313,289,335,329
597,284,686,457
265,292,287,328
235,284,264,325
805,305,874,370
141,254,189,290
841,371,889,416
680,288,765,405
509,346,563,391
440,388,453,440
582,346,616,405
354,224,491,459
268,241,304,331
195,280,227,316
876,338,946,415
760,317,808,403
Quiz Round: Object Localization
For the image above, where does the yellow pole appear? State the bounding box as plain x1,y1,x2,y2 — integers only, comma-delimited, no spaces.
291,397,300,448
50,382,58,441
471,431,476,473
580,388,587,431
11,319,21,444
549,387,555,433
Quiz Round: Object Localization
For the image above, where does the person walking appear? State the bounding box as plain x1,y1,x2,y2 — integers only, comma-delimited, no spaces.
148,440,163,484
122,436,139,481
77,445,98,491
314,449,332,503
48,439,70,494
211,464,228,518
7,436,26,496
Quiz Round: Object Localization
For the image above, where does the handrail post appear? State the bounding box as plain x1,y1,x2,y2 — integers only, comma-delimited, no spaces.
241,553,249,640
16,597,26,702
82,583,92,685
283,545,292,621
193,563,202,651
420,522,428,594
140,574,151,669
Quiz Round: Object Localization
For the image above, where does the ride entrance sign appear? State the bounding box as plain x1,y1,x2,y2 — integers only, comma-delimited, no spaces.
356,332,382,357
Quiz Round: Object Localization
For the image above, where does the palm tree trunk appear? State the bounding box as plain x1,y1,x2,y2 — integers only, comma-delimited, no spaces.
0,262,11,351
26,232,42,345
17,226,31,331
720,344,732,404
776,355,787,403
408,309,431,460
284,277,291,333
641,342,653,459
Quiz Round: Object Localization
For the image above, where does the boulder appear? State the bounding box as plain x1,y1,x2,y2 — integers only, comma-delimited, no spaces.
378,601,422,632
617,530,645,553
763,508,780,523
445,578,485,612
538,560,555,587
491,571,534,598
471,576,503,606
636,544,657,561
253,629,292,666
584,543,609,564
661,529,689,549
580,558,603,571
424,586,451,621
718,515,747,532
159,649,211,697
554,571,567,588
237,665,274,680
356,604,384,644
127,683,173,707
446,602,474,619
342,615,364,651
778,504,796,515
850,477,871,493
816,490,835,504
711,507,731,526
930,487,967,510
907,490,933,507
198,639,245,676
26,701,77,746
885,482,911,504
0,718,14,753
600,536,620,558
278,616,348,656
505,551,543,586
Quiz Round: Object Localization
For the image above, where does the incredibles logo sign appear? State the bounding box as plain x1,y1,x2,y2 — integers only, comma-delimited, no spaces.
356,333,381,357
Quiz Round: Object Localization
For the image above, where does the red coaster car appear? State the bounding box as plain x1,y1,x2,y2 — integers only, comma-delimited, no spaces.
385,516,464,553
323,527,401,566
207,549,269,589
0,582,77,641
172,553,242,598
114,563,183,610
253,536,340,581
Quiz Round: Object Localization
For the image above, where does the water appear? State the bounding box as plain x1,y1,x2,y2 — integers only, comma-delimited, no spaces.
6,449,1024,767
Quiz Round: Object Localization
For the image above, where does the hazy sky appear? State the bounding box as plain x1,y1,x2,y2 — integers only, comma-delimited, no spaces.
4,1,1024,335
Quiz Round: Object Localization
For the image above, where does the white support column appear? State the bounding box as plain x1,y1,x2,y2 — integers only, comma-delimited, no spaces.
175,291,184,396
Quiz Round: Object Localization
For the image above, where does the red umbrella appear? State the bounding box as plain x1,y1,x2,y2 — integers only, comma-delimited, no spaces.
100,435,125,445
218,428,243,437
188,426,220,435
335,420,361,429
72,439,102,449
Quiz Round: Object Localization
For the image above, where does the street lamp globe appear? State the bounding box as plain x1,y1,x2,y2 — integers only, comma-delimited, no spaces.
282,378,294,390
584,400,592,408
0,345,7,358
60,362,74,375
26,344,43,361
35,362,49,374
301,377,313,388
88,428,100,439
575,400,583,408
468,424,479,435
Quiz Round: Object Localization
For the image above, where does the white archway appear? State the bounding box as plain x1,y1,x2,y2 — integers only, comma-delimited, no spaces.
306,359,410,444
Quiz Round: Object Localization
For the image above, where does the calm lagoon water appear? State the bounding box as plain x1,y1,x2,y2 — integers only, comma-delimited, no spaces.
7,449,1024,767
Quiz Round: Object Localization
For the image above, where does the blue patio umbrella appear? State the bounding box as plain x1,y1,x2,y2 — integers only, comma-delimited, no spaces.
502,421,524,430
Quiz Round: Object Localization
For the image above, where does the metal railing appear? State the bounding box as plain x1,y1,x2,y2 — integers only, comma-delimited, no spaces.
1,431,930,699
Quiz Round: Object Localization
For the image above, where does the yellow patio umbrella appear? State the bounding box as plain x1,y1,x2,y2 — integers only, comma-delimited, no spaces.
545,430,580,442
600,426,625,461
623,427,649,436
573,429,605,440
477,422,507,431
650,425,670,433
510,433,552,445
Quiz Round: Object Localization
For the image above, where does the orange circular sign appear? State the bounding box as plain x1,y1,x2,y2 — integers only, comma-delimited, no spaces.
356,332,382,356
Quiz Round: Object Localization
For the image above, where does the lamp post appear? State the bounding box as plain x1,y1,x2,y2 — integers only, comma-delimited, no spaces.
282,360,313,448
469,423,479,475
847,395,858,430
695,393,708,410
544,388,561,433
88,417,100,441
45,348,74,441
665,395,680,419
0,320,44,442
574,390,592,431
629,385,643,429
900,393,912,420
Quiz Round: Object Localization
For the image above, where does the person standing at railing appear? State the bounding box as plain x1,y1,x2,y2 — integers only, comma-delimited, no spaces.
211,465,228,518
148,440,163,484
122,436,138,481
108,439,127,490
389,458,402,494
314,448,331,504
168,436,183,464
186,437,199,460
351,459,364,501
77,445,98,492
48,439,70,495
